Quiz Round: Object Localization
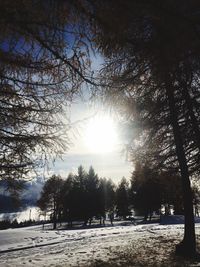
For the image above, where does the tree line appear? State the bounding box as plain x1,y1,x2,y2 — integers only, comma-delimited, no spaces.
37,164,200,230
37,166,115,230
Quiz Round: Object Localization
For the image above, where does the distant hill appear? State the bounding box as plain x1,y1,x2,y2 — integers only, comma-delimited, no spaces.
0,177,44,213
0,195,19,212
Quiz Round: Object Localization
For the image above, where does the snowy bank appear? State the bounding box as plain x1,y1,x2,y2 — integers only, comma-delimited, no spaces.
0,218,200,266
160,215,200,225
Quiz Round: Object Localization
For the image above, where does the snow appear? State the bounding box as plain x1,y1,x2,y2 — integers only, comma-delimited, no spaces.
0,218,200,267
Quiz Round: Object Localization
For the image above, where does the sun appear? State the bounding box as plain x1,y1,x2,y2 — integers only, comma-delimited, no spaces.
84,115,119,154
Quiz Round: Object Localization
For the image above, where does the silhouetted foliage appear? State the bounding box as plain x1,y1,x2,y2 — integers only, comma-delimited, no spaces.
130,162,185,219
37,164,200,231
98,178,116,216
159,172,184,215
67,166,88,223
131,163,162,221
63,167,116,226
83,0,200,256
192,184,200,217
37,175,64,229
0,1,94,188
38,166,117,227
116,177,130,219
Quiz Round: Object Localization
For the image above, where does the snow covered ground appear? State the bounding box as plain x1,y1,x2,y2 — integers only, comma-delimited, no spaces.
0,218,200,267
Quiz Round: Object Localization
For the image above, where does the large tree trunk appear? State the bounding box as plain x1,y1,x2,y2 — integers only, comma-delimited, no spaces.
166,82,196,256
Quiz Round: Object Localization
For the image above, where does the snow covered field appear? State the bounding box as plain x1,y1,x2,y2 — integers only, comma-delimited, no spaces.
0,219,200,267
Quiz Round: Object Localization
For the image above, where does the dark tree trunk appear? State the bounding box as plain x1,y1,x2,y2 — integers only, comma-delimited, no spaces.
53,197,57,230
53,218,57,230
53,208,57,230
143,211,148,222
166,82,196,256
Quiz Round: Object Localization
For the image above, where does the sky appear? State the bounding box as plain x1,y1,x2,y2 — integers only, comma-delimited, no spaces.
48,99,133,184
39,53,134,184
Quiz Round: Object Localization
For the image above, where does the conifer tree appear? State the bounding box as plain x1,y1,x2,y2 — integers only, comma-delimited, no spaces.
85,0,200,256
0,1,93,182
116,177,130,219
37,175,63,229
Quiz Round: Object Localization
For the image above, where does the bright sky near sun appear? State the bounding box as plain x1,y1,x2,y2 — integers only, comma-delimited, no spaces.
50,101,133,183
48,54,133,183
84,114,119,154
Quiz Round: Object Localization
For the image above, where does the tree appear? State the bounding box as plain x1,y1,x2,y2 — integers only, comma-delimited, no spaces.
86,1,200,256
159,171,183,215
192,183,200,217
63,166,107,226
98,178,116,220
63,165,99,225
84,166,100,223
131,163,162,220
62,173,75,227
0,1,93,183
130,162,184,218
116,177,130,219
68,165,87,223
37,175,64,229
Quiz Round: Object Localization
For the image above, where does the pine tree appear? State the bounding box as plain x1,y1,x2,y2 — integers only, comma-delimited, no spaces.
85,0,200,256
0,1,93,182
84,166,99,224
131,163,162,220
62,173,75,227
37,175,64,229
98,178,116,219
116,177,130,219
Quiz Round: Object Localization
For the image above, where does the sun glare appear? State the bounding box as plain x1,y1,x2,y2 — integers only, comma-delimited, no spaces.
84,115,119,154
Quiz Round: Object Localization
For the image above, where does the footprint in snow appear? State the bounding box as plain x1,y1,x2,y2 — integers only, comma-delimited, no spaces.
33,258,42,261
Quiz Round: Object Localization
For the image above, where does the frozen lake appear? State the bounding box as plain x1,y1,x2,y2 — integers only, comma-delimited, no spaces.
0,207,47,222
